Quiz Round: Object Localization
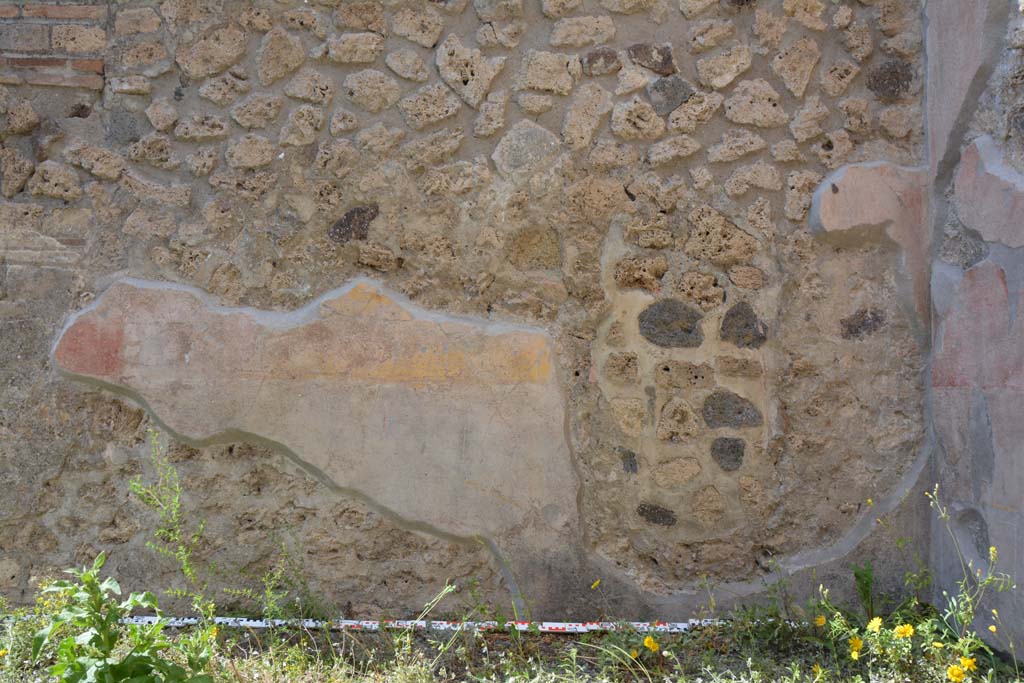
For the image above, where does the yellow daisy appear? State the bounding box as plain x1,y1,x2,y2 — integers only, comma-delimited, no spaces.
893,624,915,639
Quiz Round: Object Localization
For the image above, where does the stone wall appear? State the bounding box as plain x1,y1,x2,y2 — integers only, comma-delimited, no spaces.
0,0,947,619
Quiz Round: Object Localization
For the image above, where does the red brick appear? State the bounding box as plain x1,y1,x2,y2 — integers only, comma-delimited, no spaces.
0,6,20,19
6,56,66,68
22,69,103,89
69,57,103,73
22,4,107,20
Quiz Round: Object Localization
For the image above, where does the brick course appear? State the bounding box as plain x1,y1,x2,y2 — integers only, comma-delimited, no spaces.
22,4,107,21
0,1,107,88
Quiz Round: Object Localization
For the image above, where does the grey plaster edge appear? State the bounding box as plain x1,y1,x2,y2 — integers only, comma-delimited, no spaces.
52,276,560,353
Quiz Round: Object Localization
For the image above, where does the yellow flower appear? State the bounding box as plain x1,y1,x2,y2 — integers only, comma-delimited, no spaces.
850,649,860,661
0,649,8,657
990,546,998,563
947,664,965,682
867,617,882,633
932,641,945,649
989,625,998,634
867,498,874,507
211,626,219,637
992,608,999,618
812,663,823,677
960,657,977,672
590,579,601,590
630,649,638,659
643,635,659,653
849,636,863,652
814,615,826,627
893,624,915,639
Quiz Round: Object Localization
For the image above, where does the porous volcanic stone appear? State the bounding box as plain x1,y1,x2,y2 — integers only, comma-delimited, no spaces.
720,301,767,348
657,397,701,441
637,502,677,527
328,204,379,242
257,28,305,86
638,299,704,348
711,437,745,471
702,390,762,428
436,35,506,107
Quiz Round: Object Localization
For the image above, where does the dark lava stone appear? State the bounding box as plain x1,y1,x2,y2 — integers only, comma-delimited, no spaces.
69,102,92,118
724,0,758,6
840,307,885,339
104,111,143,146
711,437,745,471
720,301,767,349
638,299,704,348
328,204,379,243
866,59,914,101
703,390,763,428
617,446,639,473
582,47,621,76
637,502,677,527
627,43,677,76
646,75,695,115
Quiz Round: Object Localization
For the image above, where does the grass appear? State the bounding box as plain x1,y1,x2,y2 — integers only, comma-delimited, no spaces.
1,433,1021,682
2,572,1020,683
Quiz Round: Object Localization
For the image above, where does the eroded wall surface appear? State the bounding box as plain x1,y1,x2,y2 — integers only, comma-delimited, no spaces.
926,0,1024,644
0,0,931,616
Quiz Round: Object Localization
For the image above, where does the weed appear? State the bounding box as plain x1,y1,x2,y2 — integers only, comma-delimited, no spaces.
30,552,214,683
130,429,213,619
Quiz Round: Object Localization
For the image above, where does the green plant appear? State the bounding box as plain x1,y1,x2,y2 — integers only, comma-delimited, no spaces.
812,485,1021,683
130,429,214,619
0,578,71,678
850,561,875,623
30,552,213,683
223,541,331,623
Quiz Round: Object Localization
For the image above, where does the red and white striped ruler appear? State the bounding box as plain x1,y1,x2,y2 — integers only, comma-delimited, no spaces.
122,616,720,634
